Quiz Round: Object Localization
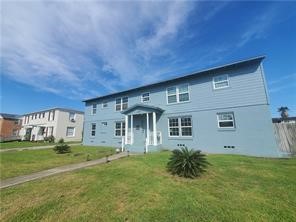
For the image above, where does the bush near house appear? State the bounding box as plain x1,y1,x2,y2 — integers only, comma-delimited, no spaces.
167,146,209,178
53,138,71,154
44,135,55,143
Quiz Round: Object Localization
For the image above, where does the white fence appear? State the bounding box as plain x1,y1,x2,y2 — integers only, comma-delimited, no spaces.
273,122,296,154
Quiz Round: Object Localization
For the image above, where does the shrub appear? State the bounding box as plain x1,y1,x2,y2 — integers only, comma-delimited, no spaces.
53,138,71,154
167,147,209,178
44,135,55,143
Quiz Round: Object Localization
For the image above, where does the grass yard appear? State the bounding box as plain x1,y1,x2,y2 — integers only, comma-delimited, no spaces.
0,146,115,179
1,152,295,222
0,141,80,149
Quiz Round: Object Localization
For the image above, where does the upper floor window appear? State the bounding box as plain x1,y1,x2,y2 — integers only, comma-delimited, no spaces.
92,104,97,115
141,92,150,103
69,112,75,121
168,116,192,137
217,112,235,128
102,101,108,108
91,123,96,136
115,97,128,111
101,121,107,126
48,110,55,121
167,84,190,104
42,112,45,118
213,74,229,89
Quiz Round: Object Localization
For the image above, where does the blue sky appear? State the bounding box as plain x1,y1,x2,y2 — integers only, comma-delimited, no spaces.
1,1,296,117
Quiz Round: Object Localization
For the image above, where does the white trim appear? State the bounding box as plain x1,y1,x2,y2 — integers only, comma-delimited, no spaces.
115,121,125,137
101,101,108,109
91,104,97,115
141,92,150,103
153,112,157,145
131,114,134,144
66,127,75,137
115,97,129,111
216,112,235,129
91,123,96,137
69,112,76,121
166,83,190,104
213,74,230,90
168,116,193,138
146,112,150,152
125,116,128,143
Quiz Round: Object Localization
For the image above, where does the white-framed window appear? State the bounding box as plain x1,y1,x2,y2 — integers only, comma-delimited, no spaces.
92,104,97,115
12,129,18,136
114,121,126,137
213,74,229,89
167,84,190,104
91,123,96,136
115,97,128,111
168,116,192,137
217,112,235,128
102,101,108,108
69,112,75,121
101,122,107,126
141,92,150,102
66,127,75,137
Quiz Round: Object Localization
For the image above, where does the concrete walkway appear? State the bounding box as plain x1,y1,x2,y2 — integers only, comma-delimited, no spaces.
0,143,81,152
1,152,132,189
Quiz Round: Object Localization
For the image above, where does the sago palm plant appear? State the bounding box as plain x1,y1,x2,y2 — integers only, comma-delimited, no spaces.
167,147,209,178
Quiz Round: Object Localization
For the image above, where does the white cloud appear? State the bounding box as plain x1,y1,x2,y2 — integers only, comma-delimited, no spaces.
1,1,194,99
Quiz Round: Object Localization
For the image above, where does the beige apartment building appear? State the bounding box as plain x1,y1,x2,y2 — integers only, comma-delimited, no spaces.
19,108,84,142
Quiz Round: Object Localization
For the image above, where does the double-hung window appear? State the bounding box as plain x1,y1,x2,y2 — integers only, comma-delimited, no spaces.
69,112,75,121
115,97,128,111
168,117,192,137
91,123,96,136
92,104,97,115
213,74,229,89
102,101,108,108
66,127,75,137
217,112,235,128
167,84,190,104
141,92,150,102
115,121,125,136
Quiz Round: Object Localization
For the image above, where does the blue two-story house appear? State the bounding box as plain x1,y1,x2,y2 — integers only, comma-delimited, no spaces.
83,56,280,157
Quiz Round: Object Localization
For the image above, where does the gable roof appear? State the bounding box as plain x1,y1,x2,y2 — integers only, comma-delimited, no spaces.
121,104,164,115
83,55,265,103
0,113,21,120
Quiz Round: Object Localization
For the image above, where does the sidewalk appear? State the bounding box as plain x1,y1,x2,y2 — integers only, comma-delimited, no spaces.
0,143,81,152
1,151,132,189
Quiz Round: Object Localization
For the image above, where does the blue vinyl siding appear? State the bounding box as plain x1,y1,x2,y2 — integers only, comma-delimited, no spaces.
83,58,280,157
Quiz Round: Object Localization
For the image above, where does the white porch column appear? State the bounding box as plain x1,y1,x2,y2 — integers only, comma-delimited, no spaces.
125,115,128,144
153,112,157,145
131,114,134,144
146,113,150,152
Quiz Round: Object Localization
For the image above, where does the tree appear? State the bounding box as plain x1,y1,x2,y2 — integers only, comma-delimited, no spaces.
278,107,289,119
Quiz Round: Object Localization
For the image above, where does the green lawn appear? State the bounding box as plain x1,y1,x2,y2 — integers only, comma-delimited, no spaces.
1,152,295,222
0,141,80,149
0,146,115,179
